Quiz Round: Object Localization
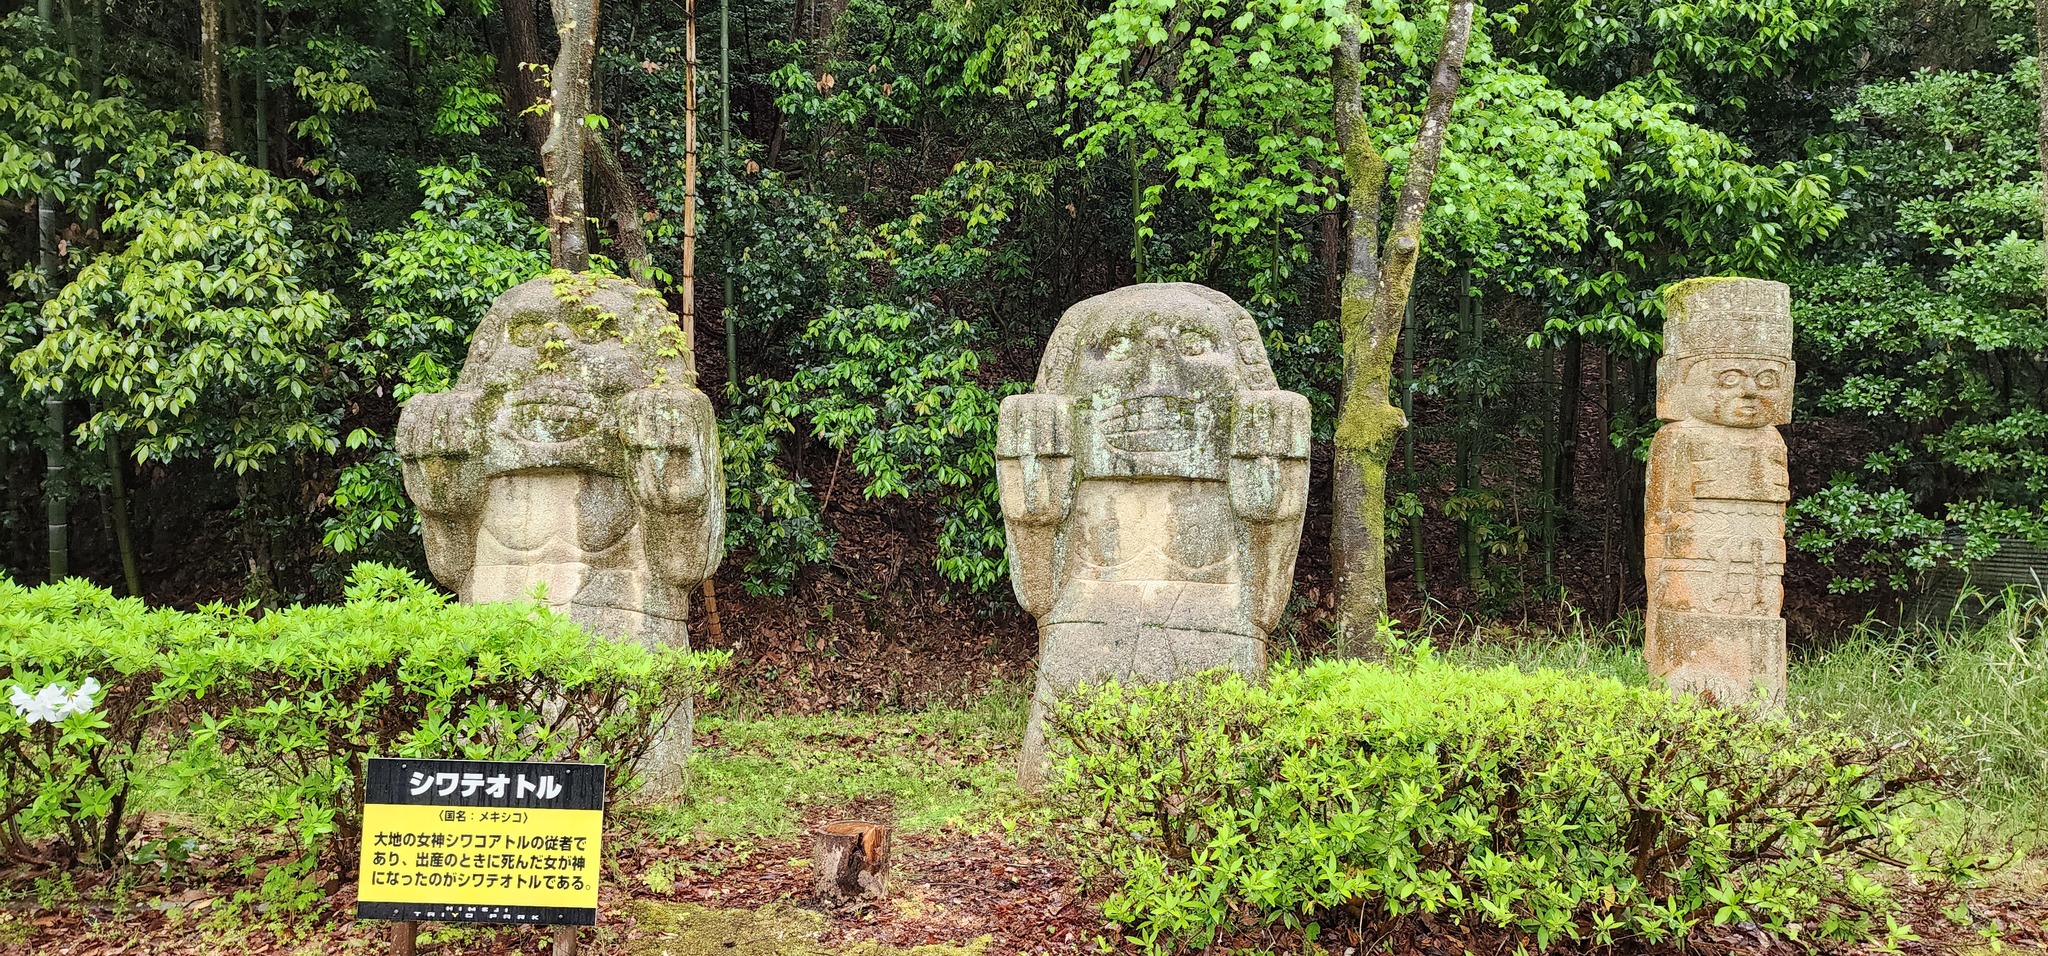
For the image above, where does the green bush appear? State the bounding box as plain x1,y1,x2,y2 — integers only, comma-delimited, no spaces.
0,564,726,872
0,578,209,865
1049,645,1957,953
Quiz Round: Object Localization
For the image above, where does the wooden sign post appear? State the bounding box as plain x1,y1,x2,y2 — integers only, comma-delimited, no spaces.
356,758,605,953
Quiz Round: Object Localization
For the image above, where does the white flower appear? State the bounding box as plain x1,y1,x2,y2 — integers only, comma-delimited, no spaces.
8,678,101,725
66,678,100,716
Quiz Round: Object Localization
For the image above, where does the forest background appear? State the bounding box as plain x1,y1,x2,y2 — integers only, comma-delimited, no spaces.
1,0,2044,704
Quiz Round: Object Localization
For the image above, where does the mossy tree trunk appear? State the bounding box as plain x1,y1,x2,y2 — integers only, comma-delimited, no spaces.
199,0,226,153
544,0,597,270
1329,0,1476,652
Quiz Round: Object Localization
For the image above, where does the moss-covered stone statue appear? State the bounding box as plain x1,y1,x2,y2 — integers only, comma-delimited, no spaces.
395,274,724,791
1645,277,1793,708
1000,283,1310,785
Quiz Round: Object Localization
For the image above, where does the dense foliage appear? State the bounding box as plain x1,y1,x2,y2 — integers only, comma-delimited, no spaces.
0,564,725,873
0,0,2038,616
1049,647,1958,952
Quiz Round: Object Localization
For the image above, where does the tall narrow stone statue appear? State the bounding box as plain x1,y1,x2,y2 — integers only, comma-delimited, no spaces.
1645,278,1793,708
1001,284,1310,784
396,275,724,792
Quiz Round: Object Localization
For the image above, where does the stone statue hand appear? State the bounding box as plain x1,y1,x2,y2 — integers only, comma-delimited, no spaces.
396,389,488,517
1229,390,1310,521
396,388,486,461
621,387,717,514
996,393,1075,526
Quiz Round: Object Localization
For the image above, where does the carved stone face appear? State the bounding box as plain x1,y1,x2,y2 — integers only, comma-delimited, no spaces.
455,278,687,462
1677,357,1791,428
1071,300,1241,471
473,307,638,445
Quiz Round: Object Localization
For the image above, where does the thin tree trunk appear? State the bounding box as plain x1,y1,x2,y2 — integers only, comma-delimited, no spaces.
1556,335,1582,511
1402,296,1424,593
587,136,652,279
105,438,141,597
254,5,268,170
680,0,700,348
1598,347,1616,616
237,471,276,607
721,0,738,386
1329,0,1476,650
38,0,67,583
497,0,552,151
1456,265,1478,587
1539,341,1558,587
1620,355,1649,611
2038,0,2048,299
544,0,598,270
200,0,226,152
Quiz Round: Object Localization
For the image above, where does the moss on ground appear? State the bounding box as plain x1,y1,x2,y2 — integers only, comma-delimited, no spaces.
625,901,989,956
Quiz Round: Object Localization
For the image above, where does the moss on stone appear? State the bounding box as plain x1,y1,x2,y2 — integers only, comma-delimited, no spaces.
624,901,991,956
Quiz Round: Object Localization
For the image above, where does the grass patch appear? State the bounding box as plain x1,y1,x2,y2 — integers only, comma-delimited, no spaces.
1794,594,2048,850
646,684,1031,842
1430,592,2048,855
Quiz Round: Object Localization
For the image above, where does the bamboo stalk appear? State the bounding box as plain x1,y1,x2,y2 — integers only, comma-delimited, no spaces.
681,0,699,362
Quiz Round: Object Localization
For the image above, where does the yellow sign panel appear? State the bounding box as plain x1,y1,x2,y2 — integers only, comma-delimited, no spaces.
358,804,602,907
355,758,605,926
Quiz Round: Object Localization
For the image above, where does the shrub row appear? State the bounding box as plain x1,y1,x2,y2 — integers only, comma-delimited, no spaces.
1049,642,1961,953
0,563,725,869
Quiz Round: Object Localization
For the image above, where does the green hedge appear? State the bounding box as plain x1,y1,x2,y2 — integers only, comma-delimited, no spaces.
1049,645,1958,953
0,564,725,870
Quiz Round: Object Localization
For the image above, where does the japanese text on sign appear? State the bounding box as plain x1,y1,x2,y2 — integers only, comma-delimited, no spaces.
356,757,605,926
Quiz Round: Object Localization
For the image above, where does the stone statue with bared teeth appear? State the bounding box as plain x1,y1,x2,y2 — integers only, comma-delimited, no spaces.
395,274,724,793
999,283,1310,786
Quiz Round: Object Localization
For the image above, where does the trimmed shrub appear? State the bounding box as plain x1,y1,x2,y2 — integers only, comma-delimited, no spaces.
1049,645,1955,953
0,564,726,870
0,578,210,864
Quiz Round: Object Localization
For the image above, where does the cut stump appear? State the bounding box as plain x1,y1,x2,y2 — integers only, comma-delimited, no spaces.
811,820,891,901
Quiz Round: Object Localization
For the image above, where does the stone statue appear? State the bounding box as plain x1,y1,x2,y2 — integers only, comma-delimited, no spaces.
1000,283,1309,784
1644,277,1794,708
395,274,724,791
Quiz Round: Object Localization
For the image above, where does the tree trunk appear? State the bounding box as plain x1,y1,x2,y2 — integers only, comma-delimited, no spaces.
1456,265,1479,587
253,5,268,170
1329,0,1476,650
498,0,552,151
1539,341,1558,586
37,0,67,583
236,471,276,607
587,135,651,279
105,438,141,597
2038,0,2047,300
721,0,738,385
200,0,226,152
1402,296,1425,593
811,820,890,900
680,0,700,347
544,0,598,270
1555,335,1582,512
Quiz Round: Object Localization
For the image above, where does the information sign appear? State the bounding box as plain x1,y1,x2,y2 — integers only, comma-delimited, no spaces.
356,757,605,926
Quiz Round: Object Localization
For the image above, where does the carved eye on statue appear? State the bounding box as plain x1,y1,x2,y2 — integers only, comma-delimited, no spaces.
1717,369,1746,388
1755,369,1781,389
1097,333,1133,361
1179,330,1213,357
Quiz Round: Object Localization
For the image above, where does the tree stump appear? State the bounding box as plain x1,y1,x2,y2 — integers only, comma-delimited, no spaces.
811,820,890,901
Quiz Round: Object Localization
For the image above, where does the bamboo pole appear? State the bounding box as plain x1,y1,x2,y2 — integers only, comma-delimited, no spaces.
721,0,736,387
681,0,699,358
